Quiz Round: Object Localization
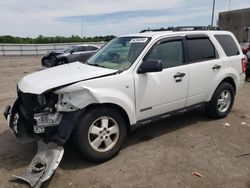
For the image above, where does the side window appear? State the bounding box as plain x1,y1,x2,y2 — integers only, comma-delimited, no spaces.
214,35,239,56
186,38,217,63
74,46,85,52
86,46,98,51
145,40,184,69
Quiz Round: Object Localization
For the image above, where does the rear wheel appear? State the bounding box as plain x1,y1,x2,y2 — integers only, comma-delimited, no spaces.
207,82,235,118
73,107,127,162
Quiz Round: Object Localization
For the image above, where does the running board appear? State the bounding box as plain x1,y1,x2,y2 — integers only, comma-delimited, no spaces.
12,140,64,188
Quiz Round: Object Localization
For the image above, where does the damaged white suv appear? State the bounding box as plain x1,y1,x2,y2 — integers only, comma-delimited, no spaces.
4,27,246,167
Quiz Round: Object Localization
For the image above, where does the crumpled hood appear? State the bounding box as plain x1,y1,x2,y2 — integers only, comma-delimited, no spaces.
44,50,64,58
18,62,117,94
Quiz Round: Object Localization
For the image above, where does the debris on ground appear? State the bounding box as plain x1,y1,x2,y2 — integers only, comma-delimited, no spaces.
12,140,64,188
222,122,231,127
192,171,203,178
241,122,250,126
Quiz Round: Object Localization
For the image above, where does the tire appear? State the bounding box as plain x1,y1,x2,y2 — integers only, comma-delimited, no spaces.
73,107,127,162
207,82,235,119
57,58,67,65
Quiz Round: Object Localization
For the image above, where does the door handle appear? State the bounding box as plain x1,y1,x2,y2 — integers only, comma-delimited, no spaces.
173,72,186,78
212,64,221,70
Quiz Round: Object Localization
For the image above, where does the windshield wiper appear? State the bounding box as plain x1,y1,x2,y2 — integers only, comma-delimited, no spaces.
86,62,106,68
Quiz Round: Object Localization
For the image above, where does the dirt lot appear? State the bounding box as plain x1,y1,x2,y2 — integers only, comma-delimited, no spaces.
0,56,250,188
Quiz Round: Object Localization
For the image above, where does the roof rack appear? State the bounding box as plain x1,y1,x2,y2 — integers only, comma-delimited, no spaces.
140,26,221,33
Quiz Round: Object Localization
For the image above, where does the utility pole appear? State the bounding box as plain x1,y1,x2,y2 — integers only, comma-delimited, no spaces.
81,19,84,40
211,0,216,26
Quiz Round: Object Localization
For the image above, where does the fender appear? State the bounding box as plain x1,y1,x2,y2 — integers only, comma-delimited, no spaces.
55,86,136,125
205,66,240,102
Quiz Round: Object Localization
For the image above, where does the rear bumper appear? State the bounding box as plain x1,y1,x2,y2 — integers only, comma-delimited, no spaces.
239,73,245,90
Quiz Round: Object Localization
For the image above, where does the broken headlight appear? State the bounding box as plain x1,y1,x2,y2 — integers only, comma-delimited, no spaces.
37,94,46,109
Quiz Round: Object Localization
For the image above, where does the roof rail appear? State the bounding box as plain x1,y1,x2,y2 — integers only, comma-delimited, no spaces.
140,26,221,33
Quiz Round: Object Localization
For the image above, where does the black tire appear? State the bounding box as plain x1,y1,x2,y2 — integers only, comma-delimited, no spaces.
57,58,67,65
73,107,127,162
207,82,235,119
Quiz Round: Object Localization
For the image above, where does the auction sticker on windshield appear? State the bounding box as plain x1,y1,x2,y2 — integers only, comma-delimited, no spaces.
129,38,148,43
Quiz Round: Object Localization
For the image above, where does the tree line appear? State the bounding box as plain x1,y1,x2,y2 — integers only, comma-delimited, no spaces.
0,35,116,44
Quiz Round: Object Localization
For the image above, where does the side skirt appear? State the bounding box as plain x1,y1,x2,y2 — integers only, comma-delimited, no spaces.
131,103,206,131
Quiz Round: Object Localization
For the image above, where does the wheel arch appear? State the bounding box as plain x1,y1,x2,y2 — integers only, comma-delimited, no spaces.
207,76,237,102
85,103,131,132
221,77,236,92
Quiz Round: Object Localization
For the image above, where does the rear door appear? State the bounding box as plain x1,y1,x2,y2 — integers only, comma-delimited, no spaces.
185,34,221,106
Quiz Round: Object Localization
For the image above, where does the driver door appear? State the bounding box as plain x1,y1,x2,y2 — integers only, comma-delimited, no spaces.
134,37,189,121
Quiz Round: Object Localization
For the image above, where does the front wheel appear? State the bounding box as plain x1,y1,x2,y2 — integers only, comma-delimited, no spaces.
207,82,235,118
57,58,67,65
73,107,127,162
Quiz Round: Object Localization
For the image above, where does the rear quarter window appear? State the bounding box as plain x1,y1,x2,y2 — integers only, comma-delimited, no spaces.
214,35,239,56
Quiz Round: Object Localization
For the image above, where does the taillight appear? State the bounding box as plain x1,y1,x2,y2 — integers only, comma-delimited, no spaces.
241,57,247,73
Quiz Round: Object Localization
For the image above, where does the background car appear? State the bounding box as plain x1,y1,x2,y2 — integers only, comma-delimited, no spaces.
245,51,250,81
240,42,250,54
41,44,100,67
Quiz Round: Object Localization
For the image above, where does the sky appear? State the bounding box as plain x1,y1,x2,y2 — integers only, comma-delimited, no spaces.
0,0,250,37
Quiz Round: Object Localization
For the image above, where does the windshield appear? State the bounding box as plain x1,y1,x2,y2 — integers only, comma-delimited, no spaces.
86,37,150,70
64,46,75,53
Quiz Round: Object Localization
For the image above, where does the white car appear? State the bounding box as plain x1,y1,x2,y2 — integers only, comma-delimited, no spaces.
4,26,246,186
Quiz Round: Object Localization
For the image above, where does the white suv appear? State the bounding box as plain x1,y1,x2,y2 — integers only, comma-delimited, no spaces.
4,27,246,163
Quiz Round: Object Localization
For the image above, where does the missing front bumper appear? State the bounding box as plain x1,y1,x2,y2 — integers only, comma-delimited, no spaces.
13,140,64,188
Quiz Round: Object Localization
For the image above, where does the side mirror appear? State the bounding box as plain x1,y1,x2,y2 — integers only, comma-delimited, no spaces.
137,60,163,74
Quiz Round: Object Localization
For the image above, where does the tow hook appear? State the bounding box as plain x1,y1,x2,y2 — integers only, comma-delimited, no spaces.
12,140,64,188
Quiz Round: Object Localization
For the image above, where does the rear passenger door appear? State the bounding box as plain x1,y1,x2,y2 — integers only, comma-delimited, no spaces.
185,34,221,106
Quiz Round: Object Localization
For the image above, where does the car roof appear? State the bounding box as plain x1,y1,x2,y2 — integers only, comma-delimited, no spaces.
75,44,99,48
120,30,232,40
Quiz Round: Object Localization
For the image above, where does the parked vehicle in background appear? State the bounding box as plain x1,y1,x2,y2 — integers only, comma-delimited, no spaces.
240,42,250,54
245,51,250,81
240,43,250,81
41,44,99,67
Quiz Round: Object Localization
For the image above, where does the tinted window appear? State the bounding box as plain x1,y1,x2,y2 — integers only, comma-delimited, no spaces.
86,46,98,51
215,35,239,56
186,38,216,63
146,40,184,69
74,46,85,52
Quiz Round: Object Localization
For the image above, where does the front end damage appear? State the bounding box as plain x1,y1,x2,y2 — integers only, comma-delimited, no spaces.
4,88,82,187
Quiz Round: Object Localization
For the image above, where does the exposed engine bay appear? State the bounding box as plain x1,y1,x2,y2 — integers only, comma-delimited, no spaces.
5,88,82,144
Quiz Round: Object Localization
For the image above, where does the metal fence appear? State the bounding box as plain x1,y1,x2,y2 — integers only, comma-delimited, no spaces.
0,42,105,56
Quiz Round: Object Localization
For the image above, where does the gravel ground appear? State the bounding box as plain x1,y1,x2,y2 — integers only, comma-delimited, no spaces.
0,56,250,188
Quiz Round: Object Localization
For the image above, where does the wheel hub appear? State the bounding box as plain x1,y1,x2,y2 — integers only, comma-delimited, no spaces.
217,90,232,113
88,116,119,152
